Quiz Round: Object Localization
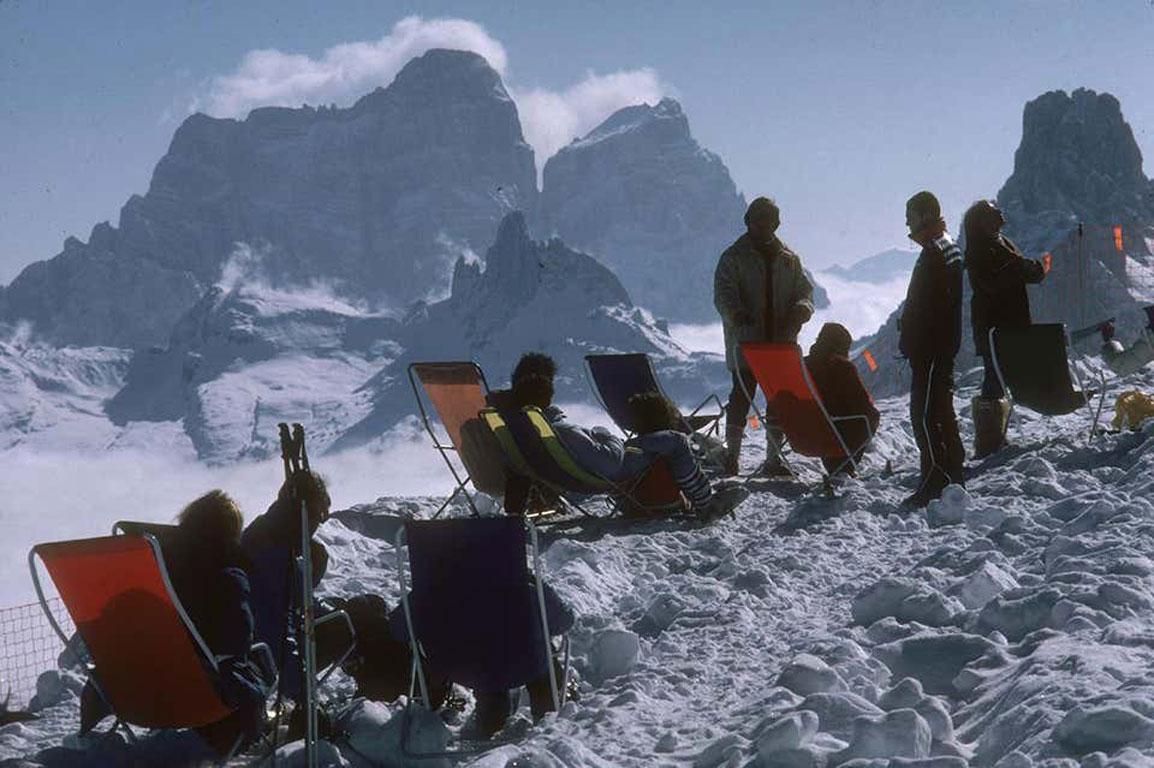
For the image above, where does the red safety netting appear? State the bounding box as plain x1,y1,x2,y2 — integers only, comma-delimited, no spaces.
0,598,74,711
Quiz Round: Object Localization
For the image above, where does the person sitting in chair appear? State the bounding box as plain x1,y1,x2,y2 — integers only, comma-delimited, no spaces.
511,374,746,518
803,322,881,476
78,491,272,757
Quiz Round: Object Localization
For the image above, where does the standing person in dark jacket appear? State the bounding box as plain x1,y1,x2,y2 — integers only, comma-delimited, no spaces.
714,197,815,477
899,191,965,507
963,199,1046,457
804,323,881,476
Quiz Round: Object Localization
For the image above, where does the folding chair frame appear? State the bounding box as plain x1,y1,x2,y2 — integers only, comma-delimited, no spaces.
582,354,723,439
29,534,253,761
988,327,1109,445
393,521,568,758
407,362,492,519
736,344,876,481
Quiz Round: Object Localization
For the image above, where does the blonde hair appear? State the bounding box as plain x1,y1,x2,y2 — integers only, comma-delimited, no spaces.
178,489,244,545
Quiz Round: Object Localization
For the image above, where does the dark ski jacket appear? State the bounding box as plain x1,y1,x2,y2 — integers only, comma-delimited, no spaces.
241,496,328,697
899,234,964,362
965,233,1045,356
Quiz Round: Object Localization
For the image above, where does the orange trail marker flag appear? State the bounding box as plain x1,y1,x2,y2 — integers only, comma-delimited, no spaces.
1043,252,1053,274
1114,226,1124,253
862,349,878,372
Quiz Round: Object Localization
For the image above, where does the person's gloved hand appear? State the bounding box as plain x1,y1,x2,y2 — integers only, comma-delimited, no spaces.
783,304,811,339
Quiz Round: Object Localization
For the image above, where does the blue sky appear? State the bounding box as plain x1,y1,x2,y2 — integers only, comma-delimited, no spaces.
2,0,1153,284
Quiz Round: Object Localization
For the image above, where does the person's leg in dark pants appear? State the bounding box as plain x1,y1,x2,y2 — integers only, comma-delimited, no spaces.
930,359,965,485
472,689,516,739
980,354,1004,399
908,358,934,484
724,368,757,475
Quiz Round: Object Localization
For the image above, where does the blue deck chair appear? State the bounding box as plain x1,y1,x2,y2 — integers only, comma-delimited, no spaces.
584,353,723,437
989,324,1108,441
394,517,568,757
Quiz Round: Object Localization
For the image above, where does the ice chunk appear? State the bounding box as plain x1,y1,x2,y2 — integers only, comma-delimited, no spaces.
874,633,999,695
951,561,1019,610
833,708,932,762
976,588,1061,640
756,710,819,758
1053,705,1154,754
344,700,451,768
798,691,883,740
925,485,970,528
776,654,845,696
879,677,924,711
590,628,641,681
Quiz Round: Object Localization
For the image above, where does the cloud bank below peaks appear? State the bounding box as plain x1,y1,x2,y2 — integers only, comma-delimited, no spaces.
195,16,669,167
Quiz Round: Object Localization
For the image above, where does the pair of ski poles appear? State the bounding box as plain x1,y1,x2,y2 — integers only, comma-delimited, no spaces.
277,422,320,768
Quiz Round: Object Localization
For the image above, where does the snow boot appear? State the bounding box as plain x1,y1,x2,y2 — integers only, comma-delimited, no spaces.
972,396,1010,459
698,481,750,520
901,470,949,509
759,427,794,479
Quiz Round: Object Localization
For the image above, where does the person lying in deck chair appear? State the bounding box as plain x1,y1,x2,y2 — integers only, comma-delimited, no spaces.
488,352,563,515
804,322,881,476
80,490,273,756
512,374,746,518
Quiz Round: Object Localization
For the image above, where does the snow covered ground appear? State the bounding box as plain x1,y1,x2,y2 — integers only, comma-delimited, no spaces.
4,364,1154,766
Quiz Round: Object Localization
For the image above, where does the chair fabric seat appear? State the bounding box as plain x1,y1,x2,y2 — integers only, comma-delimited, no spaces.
740,343,862,461
991,324,1091,416
34,536,234,729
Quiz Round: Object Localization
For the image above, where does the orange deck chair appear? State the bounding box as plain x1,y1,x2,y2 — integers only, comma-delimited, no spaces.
29,534,260,755
408,361,507,517
739,342,875,477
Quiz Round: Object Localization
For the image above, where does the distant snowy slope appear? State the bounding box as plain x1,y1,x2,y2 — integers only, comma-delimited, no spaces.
334,212,729,451
106,277,401,462
0,327,131,452
823,248,917,284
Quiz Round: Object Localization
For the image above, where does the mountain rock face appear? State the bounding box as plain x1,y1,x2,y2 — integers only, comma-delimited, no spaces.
540,99,828,321
1,49,537,348
102,215,726,462
862,89,1154,397
335,212,728,451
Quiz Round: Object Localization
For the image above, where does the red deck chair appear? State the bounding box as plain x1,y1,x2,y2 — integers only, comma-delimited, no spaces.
408,361,507,517
28,534,250,753
739,343,875,477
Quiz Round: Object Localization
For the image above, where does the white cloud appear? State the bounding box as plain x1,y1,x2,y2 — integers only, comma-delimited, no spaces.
194,17,669,167
199,16,509,118
510,69,667,165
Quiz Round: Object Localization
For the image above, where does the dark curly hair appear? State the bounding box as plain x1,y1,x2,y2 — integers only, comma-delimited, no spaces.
628,391,682,435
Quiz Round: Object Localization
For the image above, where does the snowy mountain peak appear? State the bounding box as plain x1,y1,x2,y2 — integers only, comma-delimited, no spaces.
354,48,516,112
574,97,688,148
998,88,1154,227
